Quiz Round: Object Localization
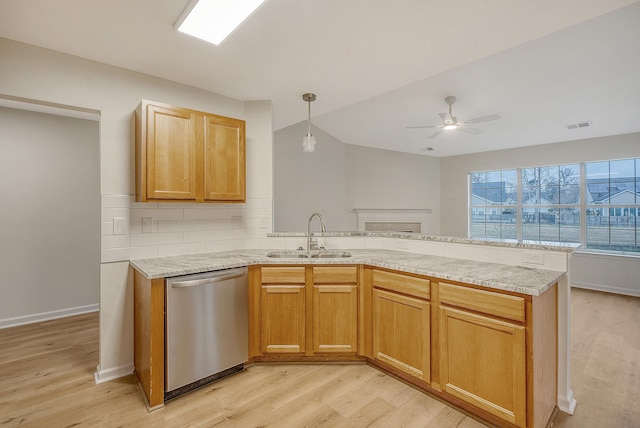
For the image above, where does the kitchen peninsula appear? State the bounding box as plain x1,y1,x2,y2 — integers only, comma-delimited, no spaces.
131,235,576,428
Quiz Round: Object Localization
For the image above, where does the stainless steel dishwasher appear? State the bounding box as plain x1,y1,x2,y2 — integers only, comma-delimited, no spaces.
165,267,248,400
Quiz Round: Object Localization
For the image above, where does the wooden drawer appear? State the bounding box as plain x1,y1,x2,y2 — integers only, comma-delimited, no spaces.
439,282,525,323
313,266,357,284
372,270,430,300
261,266,306,284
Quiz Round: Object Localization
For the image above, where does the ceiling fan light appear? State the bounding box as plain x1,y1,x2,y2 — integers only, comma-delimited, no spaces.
443,124,458,131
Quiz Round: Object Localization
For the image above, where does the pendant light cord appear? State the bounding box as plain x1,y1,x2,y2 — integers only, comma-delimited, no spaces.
307,99,312,136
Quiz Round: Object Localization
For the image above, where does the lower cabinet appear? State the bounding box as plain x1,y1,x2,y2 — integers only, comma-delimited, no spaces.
313,283,358,354
371,269,431,383
249,265,558,428
261,284,306,354
437,281,557,428
259,266,306,354
135,261,557,427
439,305,526,426
373,288,430,382
257,265,359,357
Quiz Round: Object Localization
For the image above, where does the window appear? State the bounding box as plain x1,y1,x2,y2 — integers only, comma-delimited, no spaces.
585,159,639,252
522,164,580,243
469,157,640,253
470,170,517,240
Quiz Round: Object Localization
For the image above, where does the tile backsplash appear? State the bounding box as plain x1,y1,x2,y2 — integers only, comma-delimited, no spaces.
101,195,272,263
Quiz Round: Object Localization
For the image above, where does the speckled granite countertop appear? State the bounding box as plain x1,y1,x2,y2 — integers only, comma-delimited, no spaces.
268,231,580,252
130,249,564,296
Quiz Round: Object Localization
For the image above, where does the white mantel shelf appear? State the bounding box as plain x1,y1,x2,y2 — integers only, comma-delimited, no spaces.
353,208,432,233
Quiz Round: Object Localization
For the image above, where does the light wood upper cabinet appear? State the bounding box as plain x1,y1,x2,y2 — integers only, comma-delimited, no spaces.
203,114,245,201
135,100,245,202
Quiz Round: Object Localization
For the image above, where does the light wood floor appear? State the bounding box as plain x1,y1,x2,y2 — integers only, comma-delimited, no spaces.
1,288,638,427
552,288,640,428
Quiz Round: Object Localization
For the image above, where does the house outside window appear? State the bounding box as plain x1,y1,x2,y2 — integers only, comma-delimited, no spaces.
585,159,639,252
470,170,517,240
469,158,640,253
522,164,580,243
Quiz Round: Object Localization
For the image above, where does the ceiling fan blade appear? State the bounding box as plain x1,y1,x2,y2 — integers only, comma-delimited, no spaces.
406,124,439,129
457,126,484,135
464,113,501,124
427,129,444,139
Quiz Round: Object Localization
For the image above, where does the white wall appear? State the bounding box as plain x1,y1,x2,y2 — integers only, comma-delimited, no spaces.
274,123,441,233
440,132,640,296
0,107,100,326
345,145,440,232
0,38,274,380
274,122,349,231
571,252,640,296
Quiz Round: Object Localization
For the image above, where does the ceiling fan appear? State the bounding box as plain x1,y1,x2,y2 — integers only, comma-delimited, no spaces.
406,96,500,139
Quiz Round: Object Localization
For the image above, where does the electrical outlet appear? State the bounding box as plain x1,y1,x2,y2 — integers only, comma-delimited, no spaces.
113,217,127,235
232,216,243,229
522,251,544,265
142,217,153,233
260,216,270,228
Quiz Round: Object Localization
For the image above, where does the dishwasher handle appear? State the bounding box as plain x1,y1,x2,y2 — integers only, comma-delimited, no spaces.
171,270,246,289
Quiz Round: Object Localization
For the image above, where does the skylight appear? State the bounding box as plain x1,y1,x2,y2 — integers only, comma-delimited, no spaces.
176,0,266,46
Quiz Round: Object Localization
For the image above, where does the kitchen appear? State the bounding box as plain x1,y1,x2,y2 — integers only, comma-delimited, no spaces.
1,1,640,427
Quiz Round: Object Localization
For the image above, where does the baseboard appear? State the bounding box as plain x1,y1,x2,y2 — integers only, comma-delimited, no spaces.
558,388,577,415
0,303,99,329
94,363,134,384
572,281,640,297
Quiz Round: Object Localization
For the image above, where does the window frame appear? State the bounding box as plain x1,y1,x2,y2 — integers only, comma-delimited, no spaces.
468,157,640,254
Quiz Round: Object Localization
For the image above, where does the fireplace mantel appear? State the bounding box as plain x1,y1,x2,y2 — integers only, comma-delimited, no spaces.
353,208,432,233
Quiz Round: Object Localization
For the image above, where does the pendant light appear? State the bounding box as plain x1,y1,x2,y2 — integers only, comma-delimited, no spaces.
302,93,317,153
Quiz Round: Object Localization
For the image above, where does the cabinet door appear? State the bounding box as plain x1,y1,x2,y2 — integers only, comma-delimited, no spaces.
439,306,526,427
203,114,245,201
261,285,305,354
373,288,430,382
146,103,197,200
313,285,358,354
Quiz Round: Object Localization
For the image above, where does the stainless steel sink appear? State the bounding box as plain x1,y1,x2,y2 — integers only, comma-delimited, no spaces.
266,250,352,259
312,251,352,258
265,252,309,259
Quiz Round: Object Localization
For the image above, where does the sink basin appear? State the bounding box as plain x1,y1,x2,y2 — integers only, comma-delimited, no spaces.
312,251,352,258
266,250,352,259
265,252,309,259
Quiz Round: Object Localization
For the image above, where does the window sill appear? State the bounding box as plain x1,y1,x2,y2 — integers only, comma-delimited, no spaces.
574,249,640,260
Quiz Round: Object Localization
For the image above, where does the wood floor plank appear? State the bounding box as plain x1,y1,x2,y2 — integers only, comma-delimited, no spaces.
372,390,449,428
553,288,640,428
341,396,397,426
1,288,639,427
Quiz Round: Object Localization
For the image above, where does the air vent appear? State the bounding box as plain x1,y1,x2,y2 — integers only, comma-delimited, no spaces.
421,147,435,152
567,120,591,130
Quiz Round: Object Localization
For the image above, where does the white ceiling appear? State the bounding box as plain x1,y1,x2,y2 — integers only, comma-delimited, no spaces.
1,0,639,157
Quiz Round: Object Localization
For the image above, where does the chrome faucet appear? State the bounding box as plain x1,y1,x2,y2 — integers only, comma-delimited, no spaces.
307,212,326,253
